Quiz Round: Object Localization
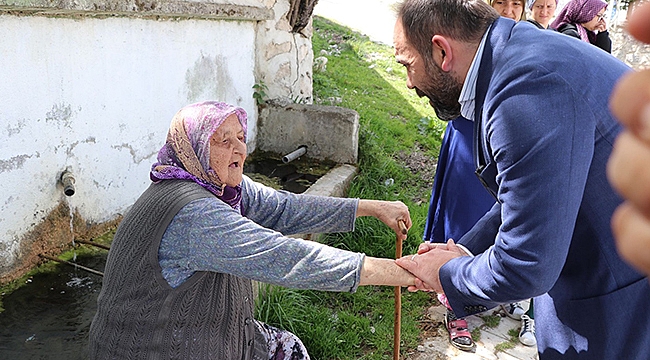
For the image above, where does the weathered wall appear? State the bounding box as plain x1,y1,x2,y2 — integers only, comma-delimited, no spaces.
255,0,314,104
0,0,316,283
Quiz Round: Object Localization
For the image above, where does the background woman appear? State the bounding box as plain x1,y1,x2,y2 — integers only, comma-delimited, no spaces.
551,0,612,52
528,0,557,29
491,0,527,21
88,101,416,360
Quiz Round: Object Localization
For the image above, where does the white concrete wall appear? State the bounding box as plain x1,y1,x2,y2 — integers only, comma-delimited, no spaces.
0,14,257,269
0,0,318,279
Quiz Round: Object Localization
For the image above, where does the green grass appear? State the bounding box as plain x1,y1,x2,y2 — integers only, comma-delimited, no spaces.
254,16,448,359
494,327,520,353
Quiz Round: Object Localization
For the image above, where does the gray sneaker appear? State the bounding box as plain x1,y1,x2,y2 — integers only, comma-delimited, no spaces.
501,302,525,320
519,315,536,347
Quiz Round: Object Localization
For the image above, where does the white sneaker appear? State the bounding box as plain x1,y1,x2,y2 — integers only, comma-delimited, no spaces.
519,315,536,346
501,302,525,320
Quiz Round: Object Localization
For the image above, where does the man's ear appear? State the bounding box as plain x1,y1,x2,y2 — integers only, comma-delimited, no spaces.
431,35,453,72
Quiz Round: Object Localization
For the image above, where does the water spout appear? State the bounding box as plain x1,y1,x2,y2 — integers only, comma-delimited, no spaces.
282,145,307,163
60,171,76,196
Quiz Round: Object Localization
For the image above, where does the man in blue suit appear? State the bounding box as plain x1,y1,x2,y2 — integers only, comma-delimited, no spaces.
393,0,650,358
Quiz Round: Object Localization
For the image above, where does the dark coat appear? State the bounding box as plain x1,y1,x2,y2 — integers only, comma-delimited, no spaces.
423,117,495,243
557,23,612,53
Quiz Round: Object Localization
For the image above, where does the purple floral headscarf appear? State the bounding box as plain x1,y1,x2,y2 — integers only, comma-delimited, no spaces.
551,0,607,43
150,101,248,210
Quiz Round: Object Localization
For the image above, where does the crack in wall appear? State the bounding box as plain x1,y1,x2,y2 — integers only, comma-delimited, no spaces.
111,143,158,164
6,119,26,137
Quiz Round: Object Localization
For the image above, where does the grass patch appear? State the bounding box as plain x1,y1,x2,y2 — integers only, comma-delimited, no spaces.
480,314,502,328
471,327,482,342
495,340,516,352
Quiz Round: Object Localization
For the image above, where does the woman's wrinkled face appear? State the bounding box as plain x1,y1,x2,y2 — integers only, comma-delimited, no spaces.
582,8,606,31
492,0,524,21
209,114,247,187
531,0,557,28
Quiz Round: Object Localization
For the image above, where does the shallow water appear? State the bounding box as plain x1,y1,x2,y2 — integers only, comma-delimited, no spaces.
244,157,321,193
0,254,106,359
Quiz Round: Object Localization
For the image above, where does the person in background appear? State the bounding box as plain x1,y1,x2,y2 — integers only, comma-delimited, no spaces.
527,0,557,29
491,0,526,21
88,101,416,360
423,117,496,351
551,0,611,52
392,0,650,358
608,1,650,278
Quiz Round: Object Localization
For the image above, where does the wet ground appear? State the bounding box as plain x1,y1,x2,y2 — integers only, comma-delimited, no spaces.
0,254,106,359
244,157,322,194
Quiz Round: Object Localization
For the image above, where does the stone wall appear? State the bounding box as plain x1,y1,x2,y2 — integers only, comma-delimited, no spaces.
610,23,650,70
255,0,314,108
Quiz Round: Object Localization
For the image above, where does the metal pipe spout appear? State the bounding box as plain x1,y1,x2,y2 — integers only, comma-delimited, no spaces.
282,145,307,163
60,170,76,196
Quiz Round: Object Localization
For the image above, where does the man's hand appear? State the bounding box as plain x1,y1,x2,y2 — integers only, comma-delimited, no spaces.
396,239,465,293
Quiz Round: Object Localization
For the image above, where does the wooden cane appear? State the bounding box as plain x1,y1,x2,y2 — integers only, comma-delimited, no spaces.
394,220,408,360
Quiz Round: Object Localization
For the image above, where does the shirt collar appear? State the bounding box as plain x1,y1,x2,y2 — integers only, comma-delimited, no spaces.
458,25,491,121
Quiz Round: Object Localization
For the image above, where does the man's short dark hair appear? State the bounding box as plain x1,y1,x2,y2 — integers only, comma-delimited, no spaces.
396,0,499,63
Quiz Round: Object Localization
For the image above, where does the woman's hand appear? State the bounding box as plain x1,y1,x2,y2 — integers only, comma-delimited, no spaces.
357,200,412,240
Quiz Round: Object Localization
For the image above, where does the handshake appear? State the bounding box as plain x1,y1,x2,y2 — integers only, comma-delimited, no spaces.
396,239,469,293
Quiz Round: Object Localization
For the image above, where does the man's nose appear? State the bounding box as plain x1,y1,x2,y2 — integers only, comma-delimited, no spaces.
406,77,414,89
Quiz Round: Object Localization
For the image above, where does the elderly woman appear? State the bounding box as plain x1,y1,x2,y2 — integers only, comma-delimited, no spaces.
88,101,415,360
527,0,557,29
551,0,612,52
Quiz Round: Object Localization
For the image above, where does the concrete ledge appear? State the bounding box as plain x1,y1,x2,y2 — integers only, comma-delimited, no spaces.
303,164,357,198
0,0,273,21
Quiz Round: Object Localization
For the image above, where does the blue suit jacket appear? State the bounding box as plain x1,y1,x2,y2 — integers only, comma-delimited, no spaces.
441,18,650,359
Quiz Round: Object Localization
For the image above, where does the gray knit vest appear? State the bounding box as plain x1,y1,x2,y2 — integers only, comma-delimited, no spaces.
88,180,268,360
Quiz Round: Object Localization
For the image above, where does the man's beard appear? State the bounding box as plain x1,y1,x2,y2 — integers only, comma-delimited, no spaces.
416,59,462,121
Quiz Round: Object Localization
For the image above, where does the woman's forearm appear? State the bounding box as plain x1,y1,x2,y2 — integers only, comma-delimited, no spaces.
359,257,416,287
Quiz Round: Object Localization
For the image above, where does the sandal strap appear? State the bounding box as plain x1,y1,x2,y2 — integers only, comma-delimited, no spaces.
448,319,468,330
